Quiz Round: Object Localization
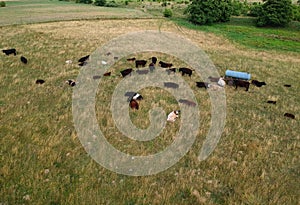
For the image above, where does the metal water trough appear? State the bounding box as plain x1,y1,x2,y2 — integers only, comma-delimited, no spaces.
225,70,251,81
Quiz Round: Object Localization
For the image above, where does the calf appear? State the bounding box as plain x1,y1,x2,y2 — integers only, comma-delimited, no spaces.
179,67,193,77
120,68,133,77
129,99,139,110
167,110,180,122
233,79,250,91
196,82,209,89
20,56,28,64
2,48,16,56
103,72,111,76
179,99,196,107
251,80,266,87
164,82,179,89
66,79,76,87
135,60,147,68
159,61,173,68
284,113,295,119
36,79,45,84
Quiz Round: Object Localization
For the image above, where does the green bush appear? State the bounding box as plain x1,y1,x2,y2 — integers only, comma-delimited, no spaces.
186,0,232,25
94,0,106,6
256,0,293,27
163,8,173,17
248,2,262,17
0,1,6,7
292,4,300,21
105,0,118,7
231,0,249,16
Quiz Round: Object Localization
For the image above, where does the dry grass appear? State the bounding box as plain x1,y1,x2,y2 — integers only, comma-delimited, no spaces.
0,18,299,204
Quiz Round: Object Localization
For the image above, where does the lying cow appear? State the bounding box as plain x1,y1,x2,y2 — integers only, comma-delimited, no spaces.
167,110,180,122
159,61,173,68
120,68,133,77
135,60,147,68
179,68,193,77
20,56,28,64
36,79,45,84
284,113,295,119
2,48,16,56
233,79,250,91
251,80,266,87
66,79,76,87
196,82,209,89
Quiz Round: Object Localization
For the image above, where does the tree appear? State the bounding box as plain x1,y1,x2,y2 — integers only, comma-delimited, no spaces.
256,0,293,27
186,0,233,25
94,0,106,6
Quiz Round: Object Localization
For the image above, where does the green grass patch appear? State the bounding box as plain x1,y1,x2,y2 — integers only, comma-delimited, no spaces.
173,17,300,53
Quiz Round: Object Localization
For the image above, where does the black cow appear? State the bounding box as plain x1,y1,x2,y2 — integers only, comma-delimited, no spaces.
120,68,133,77
20,56,28,64
233,79,250,91
284,113,295,119
159,61,173,68
135,60,147,68
164,82,179,89
284,84,291,87
196,82,209,89
36,79,45,84
251,80,266,87
127,57,136,62
2,48,16,56
151,57,157,64
267,100,276,104
179,68,193,77
103,72,111,76
78,55,90,63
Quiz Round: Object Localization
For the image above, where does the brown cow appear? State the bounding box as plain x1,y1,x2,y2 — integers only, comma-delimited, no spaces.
233,79,250,91
159,61,173,68
129,99,139,110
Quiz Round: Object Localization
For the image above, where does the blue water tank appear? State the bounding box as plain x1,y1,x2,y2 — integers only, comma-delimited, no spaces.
225,70,251,80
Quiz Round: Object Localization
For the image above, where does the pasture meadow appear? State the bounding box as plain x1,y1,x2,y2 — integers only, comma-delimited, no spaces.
0,1,300,204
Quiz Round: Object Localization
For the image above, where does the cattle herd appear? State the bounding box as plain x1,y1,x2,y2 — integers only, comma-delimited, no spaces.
2,48,296,120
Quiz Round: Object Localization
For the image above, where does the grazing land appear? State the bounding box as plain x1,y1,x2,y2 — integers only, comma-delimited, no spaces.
0,0,299,204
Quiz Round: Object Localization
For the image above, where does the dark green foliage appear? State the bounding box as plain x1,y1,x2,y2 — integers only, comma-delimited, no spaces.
0,1,6,7
256,0,293,27
248,2,263,17
76,0,92,3
292,4,300,21
105,0,118,7
94,0,106,6
231,0,249,16
186,0,233,25
163,8,173,17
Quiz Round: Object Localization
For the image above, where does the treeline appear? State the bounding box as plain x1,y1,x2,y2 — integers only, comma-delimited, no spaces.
58,0,116,7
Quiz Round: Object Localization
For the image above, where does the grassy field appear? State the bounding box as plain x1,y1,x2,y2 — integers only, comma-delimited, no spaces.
1,1,300,204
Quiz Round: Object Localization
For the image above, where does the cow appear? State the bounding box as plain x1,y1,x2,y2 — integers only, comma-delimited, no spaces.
159,61,173,68
135,60,147,68
167,110,180,122
196,82,209,89
224,78,234,86
36,79,45,84
179,99,196,107
129,99,139,110
78,55,90,63
127,57,136,62
66,79,76,87
2,48,16,56
267,100,276,104
284,84,291,87
164,82,179,89
78,61,87,66
233,79,250,91
179,67,193,77
151,57,157,64
120,68,133,77
131,92,143,101
284,113,295,119
251,80,266,87
166,68,176,75
20,56,28,64
136,69,149,75
103,72,111,76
